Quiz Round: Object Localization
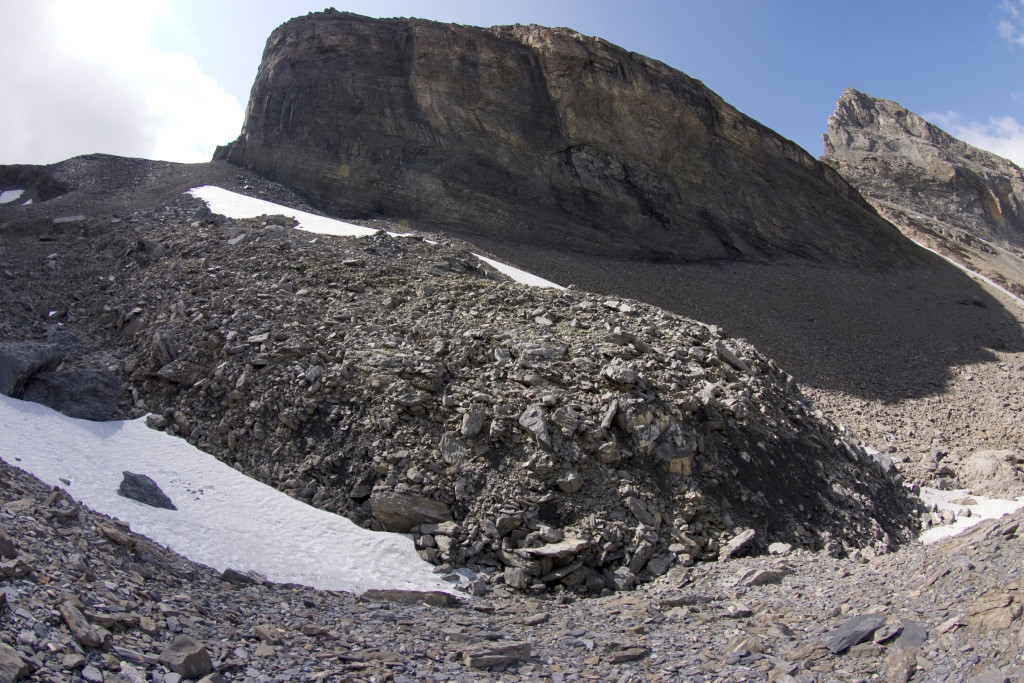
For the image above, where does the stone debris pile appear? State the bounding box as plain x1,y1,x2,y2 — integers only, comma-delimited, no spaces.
0,170,920,596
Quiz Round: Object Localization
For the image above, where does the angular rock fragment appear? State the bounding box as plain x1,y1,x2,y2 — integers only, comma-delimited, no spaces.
821,613,887,654
718,528,756,561
518,404,552,450
359,589,458,607
463,641,532,668
118,471,176,510
158,635,213,679
369,491,452,532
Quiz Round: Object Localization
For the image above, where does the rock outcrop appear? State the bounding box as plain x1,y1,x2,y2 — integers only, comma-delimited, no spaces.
217,11,919,268
823,87,1024,295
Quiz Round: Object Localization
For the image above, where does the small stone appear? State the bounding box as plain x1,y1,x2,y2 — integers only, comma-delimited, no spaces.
605,646,648,663
768,542,792,555
518,404,552,450
254,624,281,644
81,665,104,682
885,646,919,683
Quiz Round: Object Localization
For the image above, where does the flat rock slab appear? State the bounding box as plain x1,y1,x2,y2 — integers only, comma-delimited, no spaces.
822,613,887,654
525,537,591,559
369,491,452,532
359,589,458,607
463,641,532,668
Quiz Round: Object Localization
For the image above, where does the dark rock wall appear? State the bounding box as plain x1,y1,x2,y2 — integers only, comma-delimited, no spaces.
219,11,918,267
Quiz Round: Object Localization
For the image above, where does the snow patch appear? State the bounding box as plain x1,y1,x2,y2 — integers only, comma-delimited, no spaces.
0,189,25,204
473,253,564,290
189,185,564,288
918,486,1024,544
188,186,378,238
0,394,452,595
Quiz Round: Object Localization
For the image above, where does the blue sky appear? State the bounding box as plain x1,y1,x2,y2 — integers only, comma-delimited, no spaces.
2,0,1023,166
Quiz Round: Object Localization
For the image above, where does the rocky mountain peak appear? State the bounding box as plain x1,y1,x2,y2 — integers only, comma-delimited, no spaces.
823,88,1024,296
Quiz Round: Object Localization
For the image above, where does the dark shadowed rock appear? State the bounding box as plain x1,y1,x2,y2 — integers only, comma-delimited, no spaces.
370,490,452,532
822,613,887,654
219,12,920,269
118,472,176,510
0,341,63,396
19,370,120,421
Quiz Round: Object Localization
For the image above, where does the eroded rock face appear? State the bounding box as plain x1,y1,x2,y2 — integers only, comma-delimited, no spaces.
823,88,1024,295
218,11,917,268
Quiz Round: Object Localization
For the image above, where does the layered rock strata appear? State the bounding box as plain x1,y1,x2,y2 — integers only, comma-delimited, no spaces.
218,11,920,268
823,87,1024,295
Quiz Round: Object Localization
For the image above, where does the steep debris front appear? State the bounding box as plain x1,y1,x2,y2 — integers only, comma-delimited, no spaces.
0,179,920,593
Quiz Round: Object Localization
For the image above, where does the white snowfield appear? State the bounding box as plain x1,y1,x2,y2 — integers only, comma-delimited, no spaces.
0,189,25,204
0,394,453,595
918,486,1024,544
188,185,564,289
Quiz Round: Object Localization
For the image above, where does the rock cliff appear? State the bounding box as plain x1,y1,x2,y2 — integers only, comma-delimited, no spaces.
217,11,919,267
823,87,1024,295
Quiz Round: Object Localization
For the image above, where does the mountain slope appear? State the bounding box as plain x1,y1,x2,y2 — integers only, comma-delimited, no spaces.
823,87,1024,297
0,154,919,597
217,11,921,269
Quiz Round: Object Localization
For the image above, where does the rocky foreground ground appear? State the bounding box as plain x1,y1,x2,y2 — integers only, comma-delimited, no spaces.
1,155,1024,681
2,455,1024,683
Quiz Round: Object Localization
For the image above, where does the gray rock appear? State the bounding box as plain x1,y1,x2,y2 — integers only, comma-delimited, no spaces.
118,472,176,510
719,529,756,561
626,496,656,527
0,341,63,396
0,642,29,682
157,635,212,679
893,620,927,650
463,641,532,668
369,491,452,532
821,613,887,654
19,370,121,420
518,404,552,450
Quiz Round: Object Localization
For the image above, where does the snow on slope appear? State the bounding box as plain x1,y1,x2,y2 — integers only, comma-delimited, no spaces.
0,394,453,595
918,486,1024,544
189,185,564,289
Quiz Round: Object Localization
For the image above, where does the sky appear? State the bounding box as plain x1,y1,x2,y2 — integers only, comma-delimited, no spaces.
1,0,1023,167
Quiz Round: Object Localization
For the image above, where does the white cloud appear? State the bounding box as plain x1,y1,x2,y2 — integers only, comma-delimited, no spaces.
999,0,1024,48
926,111,1024,167
0,1,243,165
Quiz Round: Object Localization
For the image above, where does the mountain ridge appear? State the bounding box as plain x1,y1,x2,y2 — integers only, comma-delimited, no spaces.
216,11,921,269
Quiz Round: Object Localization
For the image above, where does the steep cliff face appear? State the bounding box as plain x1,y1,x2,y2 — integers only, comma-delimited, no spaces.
823,88,1024,294
218,11,918,267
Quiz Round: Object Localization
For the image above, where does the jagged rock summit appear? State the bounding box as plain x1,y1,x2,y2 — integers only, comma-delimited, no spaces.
217,11,919,268
823,87,1024,296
